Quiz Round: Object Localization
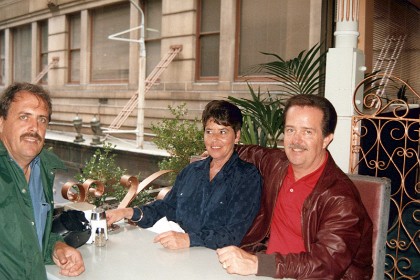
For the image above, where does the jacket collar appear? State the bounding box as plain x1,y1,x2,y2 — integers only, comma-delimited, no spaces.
202,150,239,173
0,141,65,171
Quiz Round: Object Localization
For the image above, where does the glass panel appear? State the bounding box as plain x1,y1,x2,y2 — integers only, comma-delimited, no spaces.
238,0,322,76
91,3,130,81
145,40,160,77
200,35,219,77
40,21,48,54
145,0,162,75
197,0,220,78
40,21,48,83
372,0,420,98
0,31,4,84
69,13,81,82
70,14,81,49
13,24,32,82
145,0,162,40
70,50,80,82
201,0,220,33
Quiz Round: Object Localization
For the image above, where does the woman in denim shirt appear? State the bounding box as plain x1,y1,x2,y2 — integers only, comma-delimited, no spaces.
107,100,261,250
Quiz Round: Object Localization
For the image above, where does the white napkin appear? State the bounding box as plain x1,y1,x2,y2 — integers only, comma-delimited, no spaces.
145,216,185,234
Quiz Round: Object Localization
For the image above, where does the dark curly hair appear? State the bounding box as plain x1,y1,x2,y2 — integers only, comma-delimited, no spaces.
0,82,52,121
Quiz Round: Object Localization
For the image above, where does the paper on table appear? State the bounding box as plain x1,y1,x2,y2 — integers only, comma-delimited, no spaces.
145,217,185,234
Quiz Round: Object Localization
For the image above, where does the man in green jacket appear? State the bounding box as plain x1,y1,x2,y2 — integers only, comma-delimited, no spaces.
0,82,85,279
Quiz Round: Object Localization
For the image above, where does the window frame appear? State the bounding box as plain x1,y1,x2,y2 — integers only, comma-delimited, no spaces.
143,0,163,77
68,13,81,84
234,0,330,82
89,2,130,83
195,0,221,81
12,24,32,83
38,20,48,84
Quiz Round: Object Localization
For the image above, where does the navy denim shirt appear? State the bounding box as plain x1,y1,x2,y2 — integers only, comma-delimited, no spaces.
137,151,261,249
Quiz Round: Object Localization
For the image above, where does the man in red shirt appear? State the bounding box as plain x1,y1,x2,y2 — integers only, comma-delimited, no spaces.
217,94,373,279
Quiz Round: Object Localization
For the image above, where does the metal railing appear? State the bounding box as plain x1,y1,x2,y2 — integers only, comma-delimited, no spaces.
350,74,419,280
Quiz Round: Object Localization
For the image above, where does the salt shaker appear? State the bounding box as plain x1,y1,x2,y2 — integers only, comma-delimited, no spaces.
87,208,108,244
95,227,106,247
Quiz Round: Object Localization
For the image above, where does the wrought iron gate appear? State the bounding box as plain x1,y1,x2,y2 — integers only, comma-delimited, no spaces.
350,74,419,280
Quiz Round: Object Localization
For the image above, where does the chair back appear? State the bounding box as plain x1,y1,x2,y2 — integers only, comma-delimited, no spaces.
347,174,391,280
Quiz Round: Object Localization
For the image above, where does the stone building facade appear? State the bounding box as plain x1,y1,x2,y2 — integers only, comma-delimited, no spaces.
0,0,418,142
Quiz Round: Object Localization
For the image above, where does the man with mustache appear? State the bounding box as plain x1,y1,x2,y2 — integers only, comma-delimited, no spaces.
0,82,85,279
217,94,373,279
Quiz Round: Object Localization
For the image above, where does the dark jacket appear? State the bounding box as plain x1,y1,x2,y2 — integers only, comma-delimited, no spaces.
137,151,262,249
0,142,66,280
236,145,373,280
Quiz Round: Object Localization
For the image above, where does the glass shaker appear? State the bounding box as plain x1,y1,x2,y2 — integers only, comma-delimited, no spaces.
95,227,106,247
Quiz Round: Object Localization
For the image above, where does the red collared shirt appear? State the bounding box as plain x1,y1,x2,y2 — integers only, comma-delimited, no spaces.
267,153,328,255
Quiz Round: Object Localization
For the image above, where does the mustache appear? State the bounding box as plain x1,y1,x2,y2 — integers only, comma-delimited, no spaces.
287,144,308,151
21,132,43,142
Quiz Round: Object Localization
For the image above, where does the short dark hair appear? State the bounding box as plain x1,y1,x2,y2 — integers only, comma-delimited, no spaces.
284,94,337,137
0,82,52,121
202,100,243,133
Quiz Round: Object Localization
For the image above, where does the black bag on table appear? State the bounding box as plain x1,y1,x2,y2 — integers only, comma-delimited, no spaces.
52,210,91,248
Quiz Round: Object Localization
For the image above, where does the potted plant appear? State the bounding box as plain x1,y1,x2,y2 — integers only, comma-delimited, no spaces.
74,143,154,208
229,43,326,147
151,103,205,182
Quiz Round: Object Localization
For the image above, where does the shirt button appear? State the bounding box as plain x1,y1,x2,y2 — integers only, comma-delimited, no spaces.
290,188,294,193
31,222,35,226
22,188,27,194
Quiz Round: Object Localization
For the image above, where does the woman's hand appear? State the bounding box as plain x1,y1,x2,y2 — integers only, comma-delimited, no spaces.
153,231,190,250
106,208,133,227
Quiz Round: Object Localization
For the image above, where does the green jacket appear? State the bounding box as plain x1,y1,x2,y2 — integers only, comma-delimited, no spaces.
0,141,66,280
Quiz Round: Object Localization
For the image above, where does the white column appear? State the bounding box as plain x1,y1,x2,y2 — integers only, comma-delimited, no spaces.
325,0,365,172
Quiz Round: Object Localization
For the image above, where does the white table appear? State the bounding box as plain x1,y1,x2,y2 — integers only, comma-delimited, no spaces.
46,223,277,280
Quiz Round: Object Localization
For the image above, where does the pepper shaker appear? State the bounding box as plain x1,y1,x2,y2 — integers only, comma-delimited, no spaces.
95,228,106,247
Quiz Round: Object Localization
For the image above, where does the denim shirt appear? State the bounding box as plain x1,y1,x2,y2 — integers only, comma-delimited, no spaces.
28,156,50,249
137,151,262,249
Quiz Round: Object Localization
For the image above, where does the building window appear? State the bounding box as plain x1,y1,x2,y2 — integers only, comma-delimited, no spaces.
39,21,48,83
13,24,32,83
91,3,130,82
196,0,220,80
236,0,323,79
372,0,420,97
144,0,162,77
69,13,81,83
0,30,4,85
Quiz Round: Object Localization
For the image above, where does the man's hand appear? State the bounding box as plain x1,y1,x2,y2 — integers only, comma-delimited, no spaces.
52,241,85,276
106,208,133,227
216,246,258,275
153,231,190,249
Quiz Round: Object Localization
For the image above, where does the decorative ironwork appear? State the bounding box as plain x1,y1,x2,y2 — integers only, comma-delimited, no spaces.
350,74,419,279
